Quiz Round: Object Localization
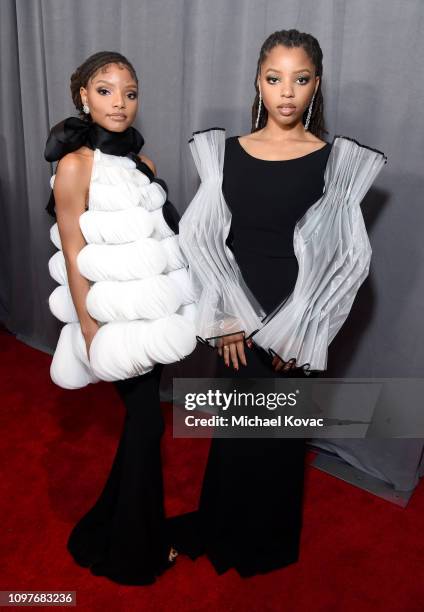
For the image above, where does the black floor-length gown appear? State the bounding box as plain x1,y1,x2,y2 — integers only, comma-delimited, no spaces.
167,135,332,577
67,365,175,585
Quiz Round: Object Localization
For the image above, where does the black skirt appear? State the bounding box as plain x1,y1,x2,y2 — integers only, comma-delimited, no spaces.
67,365,174,586
167,345,317,577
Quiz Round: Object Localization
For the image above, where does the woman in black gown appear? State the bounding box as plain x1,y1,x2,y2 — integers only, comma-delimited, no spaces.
168,29,334,576
198,137,332,577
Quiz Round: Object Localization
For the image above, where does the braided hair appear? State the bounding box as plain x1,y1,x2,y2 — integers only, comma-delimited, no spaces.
251,29,328,140
70,51,138,121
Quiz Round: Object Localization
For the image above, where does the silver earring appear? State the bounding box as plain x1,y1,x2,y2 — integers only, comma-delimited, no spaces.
82,102,90,114
255,89,262,129
304,93,315,131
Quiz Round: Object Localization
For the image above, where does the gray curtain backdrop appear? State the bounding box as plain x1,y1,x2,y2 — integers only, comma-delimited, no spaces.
1,0,423,491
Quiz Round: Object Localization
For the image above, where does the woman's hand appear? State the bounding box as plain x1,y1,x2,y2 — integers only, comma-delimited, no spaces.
217,333,248,370
272,355,297,372
82,321,100,361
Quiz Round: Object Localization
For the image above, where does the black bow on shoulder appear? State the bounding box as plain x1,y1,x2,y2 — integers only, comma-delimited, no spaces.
44,116,179,233
44,116,144,162
44,116,144,217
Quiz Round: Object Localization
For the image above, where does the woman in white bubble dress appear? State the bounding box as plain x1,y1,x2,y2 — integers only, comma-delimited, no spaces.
45,51,196,585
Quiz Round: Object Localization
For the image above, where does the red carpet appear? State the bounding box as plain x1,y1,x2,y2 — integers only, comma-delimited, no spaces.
1,327,423,611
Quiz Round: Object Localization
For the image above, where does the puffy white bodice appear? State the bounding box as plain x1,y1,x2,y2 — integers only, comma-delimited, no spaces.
48,149,197,389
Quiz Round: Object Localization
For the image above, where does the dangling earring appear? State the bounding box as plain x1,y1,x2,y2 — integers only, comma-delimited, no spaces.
304,92,315,131
255,88,263,129
82,102,90,115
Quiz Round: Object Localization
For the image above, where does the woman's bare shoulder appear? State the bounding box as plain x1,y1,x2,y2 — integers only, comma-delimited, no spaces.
238,133,257,144
57,147,92,168
54,148,93,205
56,148,93,180
304,134,328,146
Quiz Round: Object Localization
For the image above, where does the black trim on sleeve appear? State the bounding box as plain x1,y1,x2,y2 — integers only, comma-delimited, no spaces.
188,127,226,143
333,134,387,162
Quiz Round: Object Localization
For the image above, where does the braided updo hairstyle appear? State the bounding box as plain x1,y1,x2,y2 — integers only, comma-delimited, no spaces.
251,29,328,140
70,51,138,121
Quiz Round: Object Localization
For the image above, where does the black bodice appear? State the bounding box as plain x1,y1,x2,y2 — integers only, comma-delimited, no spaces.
222,136,332,314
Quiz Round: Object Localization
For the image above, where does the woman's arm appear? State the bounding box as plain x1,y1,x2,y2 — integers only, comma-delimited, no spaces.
53,151,98,357
179,130,265,368
251,138,386,372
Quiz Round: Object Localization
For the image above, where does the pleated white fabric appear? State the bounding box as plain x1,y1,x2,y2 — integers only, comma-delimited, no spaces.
179,128,387,372
179,130,266,344
48,149,197,389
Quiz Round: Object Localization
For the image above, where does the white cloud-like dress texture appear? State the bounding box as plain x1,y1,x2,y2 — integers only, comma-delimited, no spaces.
48,149,197,389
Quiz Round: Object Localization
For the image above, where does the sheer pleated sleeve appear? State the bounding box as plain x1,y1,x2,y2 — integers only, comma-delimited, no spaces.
178,129,265,347
251,136,387,371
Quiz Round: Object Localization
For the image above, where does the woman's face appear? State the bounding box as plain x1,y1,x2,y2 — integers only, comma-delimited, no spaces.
257,45,319,129
80,62,138,132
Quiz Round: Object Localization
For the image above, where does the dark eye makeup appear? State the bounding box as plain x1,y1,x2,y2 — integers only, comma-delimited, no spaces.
265,75,310,85
95,87,138,99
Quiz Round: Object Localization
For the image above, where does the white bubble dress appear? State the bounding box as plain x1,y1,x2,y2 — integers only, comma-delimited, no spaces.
48,149,197,389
